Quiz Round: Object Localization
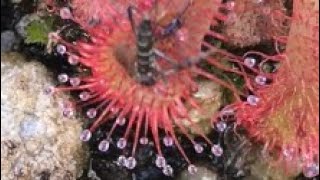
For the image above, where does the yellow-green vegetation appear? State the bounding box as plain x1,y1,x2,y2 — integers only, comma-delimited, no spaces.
25,17,54,44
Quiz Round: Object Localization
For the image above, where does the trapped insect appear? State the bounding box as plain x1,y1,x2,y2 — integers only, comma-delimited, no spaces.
127,0,194,85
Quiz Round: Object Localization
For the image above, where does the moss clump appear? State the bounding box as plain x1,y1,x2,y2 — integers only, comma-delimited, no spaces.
25,17,54,44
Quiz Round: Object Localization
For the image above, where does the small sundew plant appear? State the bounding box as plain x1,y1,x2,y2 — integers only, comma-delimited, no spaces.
223,0,319,177
43,0,318,177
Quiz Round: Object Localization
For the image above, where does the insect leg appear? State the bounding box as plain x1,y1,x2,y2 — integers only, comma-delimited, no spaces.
162,51,214,76
127,6,138,34
154,49,180,66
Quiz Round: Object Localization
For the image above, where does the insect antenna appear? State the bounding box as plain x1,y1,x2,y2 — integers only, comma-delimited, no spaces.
162,50,217,76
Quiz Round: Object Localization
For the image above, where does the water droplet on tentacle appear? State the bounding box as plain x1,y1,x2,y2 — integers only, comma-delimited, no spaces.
79,91,91,101
117,155,126,166
194,143,204,154
70,77,81,87
116,117,126,126
162,165,174,176
216,121,227,132
139,137,149,145
303,163,319,178
86,108,97,119
98,140,110,152
244,57,257,68
58,73,69,83
117,138,127,149
80,129,92,142
255,75,267,86
163,136,174,147
155,155,166,168
59,7,73,20
56,44,67,55
247,95,260,106
125,157,137,169
211,144,224,157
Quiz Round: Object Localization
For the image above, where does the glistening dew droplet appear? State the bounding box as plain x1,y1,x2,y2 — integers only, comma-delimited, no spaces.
163,136,174,147
98,140,110,152
68,55,79,65
56,44,67,55
194,143,204,154
216,121,227,132
303,163,319,178
117,155,126,166
59,7,73,19
155,155,166,168
125,157,137,169
80,129,92,142
70,77,81,87
255,75,267,86
162,165,174,176
116,117,126,126
117,138,127,149
244,57,257,68
79,91,91,101
86,108,97,119
58,73,69,83
247,95,260,106
139,137,149,145
211,144,224,157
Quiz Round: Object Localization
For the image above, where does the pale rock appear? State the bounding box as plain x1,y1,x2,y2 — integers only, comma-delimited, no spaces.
177,166,218,180
1,52,87,180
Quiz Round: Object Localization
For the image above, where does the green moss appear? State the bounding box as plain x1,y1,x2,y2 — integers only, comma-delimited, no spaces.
25,17,55,44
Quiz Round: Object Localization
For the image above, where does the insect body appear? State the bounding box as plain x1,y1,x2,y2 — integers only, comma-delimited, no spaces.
135,19,157,86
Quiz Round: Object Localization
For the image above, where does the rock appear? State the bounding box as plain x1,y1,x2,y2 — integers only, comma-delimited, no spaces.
15,13,40,38
1,52,87,180
177,166,218,180
1,30,20,52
